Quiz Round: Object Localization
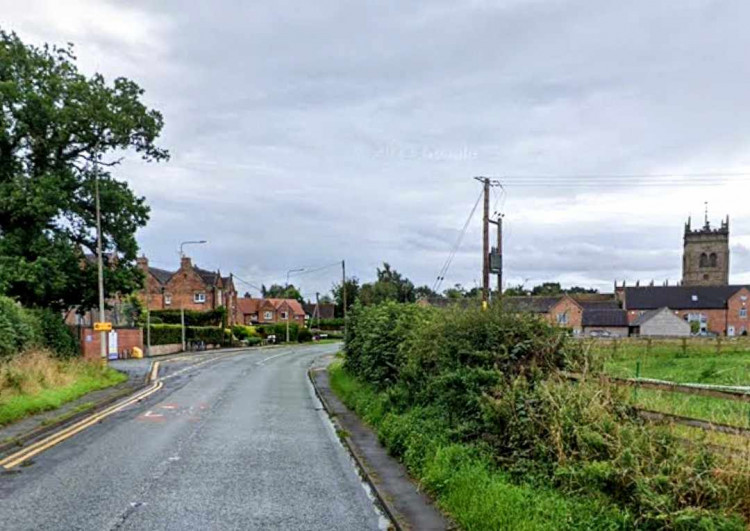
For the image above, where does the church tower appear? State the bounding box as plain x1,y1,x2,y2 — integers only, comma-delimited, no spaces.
682,209,729,286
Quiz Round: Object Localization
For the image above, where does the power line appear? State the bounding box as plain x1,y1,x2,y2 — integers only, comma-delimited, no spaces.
432,187,483,294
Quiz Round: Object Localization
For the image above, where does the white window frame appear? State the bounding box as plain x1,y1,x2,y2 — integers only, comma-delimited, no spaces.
556,312,568,325
264,311,273,320
740,308,747,319
194,292,206,304
164,293,172,306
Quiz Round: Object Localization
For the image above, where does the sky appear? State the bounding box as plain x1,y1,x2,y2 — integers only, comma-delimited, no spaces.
2,0,750,300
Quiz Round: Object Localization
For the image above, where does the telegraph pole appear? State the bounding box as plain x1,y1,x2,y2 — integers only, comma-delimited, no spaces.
474,177,501,306
496,213,503,294
342,260,347,337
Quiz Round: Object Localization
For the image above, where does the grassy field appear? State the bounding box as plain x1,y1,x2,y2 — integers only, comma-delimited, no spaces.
0,351,127,426
630,387,750,429
329,362,632,530
593,338,750,386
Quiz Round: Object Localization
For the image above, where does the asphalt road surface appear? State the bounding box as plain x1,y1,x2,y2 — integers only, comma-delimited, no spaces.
0,344,386,530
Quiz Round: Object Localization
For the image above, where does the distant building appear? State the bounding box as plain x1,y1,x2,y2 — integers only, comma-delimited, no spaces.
620,285,750,336
235,297,305,327
136,255,237,324
629,307,691,337
682,215,730,286
504,294,627,336
303,302,336,322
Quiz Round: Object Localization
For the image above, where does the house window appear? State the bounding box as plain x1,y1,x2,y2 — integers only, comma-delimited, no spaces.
164,294,172,306
556,312,568,325
264,311,273,320
740,308,747,319
280,311,288,320
194,292,206,303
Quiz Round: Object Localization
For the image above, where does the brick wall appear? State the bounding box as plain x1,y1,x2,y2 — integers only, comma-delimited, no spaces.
674,309,727,335
547,297,583,333
79,328,143,361
727,287,750,336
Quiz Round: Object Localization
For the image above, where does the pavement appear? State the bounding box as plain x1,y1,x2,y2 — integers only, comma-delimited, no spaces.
311,360,451,530
0,343,388,530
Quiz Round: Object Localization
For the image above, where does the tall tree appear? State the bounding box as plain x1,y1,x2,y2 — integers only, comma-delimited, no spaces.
331,277,360,318
359,263,415,305
261,283,304,304
0,30,168,310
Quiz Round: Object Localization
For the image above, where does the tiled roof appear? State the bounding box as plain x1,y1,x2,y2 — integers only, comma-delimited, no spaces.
266,298,305,316
582,309,628,327
194,266,218,286
577,300,621,310
236,298,261,315
624,285,748,310
303,303,336,319
503,296,562,313
149,267,174,284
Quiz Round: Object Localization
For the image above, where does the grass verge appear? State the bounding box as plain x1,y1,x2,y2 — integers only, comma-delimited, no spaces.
0,351,127,426
328,361,632,530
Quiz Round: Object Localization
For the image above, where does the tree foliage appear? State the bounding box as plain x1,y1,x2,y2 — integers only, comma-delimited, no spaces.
358,263,415,305
261,283,304,304
0,30,168,310
331,277,360,318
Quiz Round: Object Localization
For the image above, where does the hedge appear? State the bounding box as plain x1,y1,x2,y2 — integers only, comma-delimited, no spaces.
256,322,300,342
0,296,79,359
311,317,345,330
148,307,226,326
149,324,226,346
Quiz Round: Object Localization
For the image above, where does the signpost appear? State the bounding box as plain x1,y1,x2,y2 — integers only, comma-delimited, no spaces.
94,322,112,332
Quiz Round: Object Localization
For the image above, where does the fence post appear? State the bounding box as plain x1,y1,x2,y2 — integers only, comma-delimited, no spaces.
633,360,641,402
716,336,722,355
646,338,652,356
613,337,618,358
681,337,687,357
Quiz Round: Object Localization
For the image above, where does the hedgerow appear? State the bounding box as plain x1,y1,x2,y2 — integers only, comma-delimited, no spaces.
0,296,78,359
342,302,749,529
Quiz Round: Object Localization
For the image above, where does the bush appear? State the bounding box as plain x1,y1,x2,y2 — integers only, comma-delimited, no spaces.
255,322,299,342
34,309,79,358
232,324,258,340
315,317,345,330
0,296,41,359
342,302,750,528
298,328,313,342
245,336,262,347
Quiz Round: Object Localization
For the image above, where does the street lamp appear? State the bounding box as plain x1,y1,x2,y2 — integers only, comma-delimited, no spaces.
180,240,207,257
178,240,207,351
284,267,305,343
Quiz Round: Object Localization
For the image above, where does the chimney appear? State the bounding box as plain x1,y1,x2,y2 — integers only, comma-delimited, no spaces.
136,255,149,271
181,255,192,270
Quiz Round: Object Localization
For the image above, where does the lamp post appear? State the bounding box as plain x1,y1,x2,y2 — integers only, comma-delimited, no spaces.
94,163,107,363
284,268,305,343
178,240,207,351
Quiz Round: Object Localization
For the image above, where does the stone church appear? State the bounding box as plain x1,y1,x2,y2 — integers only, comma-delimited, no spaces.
682,215,729,286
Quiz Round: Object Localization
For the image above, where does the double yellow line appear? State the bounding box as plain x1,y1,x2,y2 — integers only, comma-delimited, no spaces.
0,363,163,470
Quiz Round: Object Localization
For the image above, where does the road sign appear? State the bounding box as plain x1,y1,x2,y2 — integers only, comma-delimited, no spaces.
94,322,112,332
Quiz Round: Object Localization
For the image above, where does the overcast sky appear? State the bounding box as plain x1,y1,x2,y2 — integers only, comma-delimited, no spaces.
3,0,750,299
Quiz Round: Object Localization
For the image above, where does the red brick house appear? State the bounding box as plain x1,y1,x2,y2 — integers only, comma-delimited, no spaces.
235,297,305,327
620,285,750,336
137,255,237,325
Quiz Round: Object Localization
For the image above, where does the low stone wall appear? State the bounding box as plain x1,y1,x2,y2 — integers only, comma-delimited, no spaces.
148,344,183,357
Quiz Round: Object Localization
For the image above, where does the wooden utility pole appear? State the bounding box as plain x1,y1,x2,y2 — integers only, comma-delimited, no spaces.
496,213,503,294
315,291,321,329
342,260,347,336
474,177,491,305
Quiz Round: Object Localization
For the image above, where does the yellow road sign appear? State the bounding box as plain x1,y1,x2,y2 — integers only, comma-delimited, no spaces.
93,322,112,332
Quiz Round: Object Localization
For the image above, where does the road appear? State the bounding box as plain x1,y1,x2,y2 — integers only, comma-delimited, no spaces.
0,344,387,530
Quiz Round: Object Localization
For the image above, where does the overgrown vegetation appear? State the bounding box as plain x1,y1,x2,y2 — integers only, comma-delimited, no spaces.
338,301,750,529
0,350,126,425
0,296,78,360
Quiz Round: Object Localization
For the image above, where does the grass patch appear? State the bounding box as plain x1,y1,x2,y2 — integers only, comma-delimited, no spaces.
329,362,632,530
0,351,127,426
631,387,750,429
597,339,750,386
